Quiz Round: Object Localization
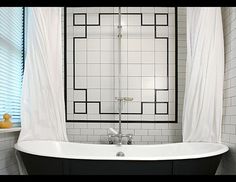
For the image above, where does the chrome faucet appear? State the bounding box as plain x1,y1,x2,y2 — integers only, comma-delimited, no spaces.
108,128,133,145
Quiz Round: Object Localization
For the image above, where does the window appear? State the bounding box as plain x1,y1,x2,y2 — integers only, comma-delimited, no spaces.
0,8,24,124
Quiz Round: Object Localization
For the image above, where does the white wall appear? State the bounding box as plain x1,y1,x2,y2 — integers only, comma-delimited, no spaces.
217,7,236,175
63,7,187,144
0,132,19,175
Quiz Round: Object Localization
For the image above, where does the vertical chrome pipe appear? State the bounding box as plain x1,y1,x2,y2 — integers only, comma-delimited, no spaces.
118,7,122,142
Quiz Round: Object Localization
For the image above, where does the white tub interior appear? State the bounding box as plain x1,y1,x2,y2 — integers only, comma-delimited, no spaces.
15,141,229,161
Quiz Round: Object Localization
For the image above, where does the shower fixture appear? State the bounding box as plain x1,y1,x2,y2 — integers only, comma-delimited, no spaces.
117,6,122,143
107,7,133,145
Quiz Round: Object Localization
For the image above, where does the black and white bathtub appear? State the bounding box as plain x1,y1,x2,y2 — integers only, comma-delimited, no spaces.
15,141,228,175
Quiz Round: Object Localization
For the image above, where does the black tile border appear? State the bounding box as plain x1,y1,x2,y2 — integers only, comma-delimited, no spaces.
74,102,87,114
64,7,68,122
72,12,170,115
175,7,178,125
66,120,175,123
155,102,168,115
64,7,178,123
72,89,170,115
155,13,168,26
72,12,170,39
73,13,86,25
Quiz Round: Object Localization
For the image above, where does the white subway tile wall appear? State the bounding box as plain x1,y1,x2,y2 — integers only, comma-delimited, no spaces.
217,7,236,175
0,132,20,175
63,7,187,144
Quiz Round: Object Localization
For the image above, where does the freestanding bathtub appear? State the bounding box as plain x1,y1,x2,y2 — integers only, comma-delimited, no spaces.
15,140,228,175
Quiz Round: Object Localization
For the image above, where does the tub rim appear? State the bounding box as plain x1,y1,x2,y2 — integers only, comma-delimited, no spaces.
15,140,229,161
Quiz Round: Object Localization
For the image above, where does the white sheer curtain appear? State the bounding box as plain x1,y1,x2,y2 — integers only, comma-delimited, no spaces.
18,7,68,142
182,7,224,143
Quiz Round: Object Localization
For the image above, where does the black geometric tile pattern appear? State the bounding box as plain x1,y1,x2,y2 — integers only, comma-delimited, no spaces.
64,8,178,123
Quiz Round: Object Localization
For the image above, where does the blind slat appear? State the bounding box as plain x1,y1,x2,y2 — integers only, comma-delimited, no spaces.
0,7,24,123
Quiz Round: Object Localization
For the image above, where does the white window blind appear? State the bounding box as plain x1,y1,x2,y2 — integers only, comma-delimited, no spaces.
0,7,24,123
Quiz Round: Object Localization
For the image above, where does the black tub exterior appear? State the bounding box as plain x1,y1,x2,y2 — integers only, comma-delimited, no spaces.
19,151,223,175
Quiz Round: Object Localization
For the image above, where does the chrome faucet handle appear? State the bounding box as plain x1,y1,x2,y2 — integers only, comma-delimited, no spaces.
126,134,133,145
108,128,118,135
107,134,114,144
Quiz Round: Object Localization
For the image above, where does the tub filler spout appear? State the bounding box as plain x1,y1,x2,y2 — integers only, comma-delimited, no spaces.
108,128,133,145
